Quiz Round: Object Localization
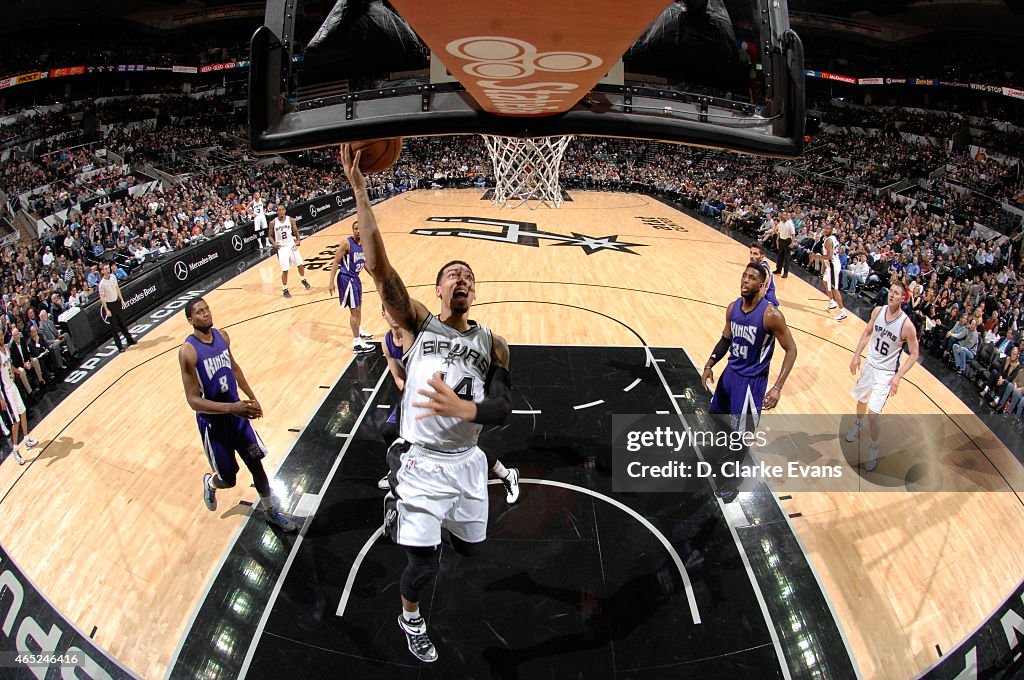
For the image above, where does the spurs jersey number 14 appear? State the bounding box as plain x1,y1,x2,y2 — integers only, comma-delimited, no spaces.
400,315,493,452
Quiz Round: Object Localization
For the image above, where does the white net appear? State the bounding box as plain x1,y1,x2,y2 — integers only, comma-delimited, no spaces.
482,135,574,209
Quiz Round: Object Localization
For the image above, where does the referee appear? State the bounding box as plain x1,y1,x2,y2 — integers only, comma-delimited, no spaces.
774,211,795,278
99,263,137,352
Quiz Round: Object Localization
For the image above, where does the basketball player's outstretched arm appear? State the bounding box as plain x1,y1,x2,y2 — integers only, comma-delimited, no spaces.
340,145,429,334
702,302,735,391
850,307,883,374
414,334,512,424
889,319,919,396
762,305,797,410
178,339,260,418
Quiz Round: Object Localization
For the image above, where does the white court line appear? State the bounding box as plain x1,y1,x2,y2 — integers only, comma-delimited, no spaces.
335,478,701,625
336,527,385,616
377,404,391,409
293,493,321,518
646,345,792,680
573,399,604,410
656,410,670,414
623,378,641,392
335,432,350,438
512,409,542,415
362,387,376,392
236,369,389,680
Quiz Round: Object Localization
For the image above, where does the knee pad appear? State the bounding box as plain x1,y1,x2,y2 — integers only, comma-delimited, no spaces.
447,533,480,558
400,546,437,602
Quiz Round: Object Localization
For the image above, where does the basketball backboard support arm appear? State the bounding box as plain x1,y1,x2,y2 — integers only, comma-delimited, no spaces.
249,2,805,157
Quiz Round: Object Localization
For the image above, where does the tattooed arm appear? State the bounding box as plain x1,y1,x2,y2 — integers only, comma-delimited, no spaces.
340,145,429,334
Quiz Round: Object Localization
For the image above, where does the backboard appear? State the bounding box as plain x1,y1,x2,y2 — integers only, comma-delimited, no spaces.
249,0,805,157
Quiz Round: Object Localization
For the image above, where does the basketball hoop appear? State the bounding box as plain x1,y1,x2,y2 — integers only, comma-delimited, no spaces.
482,135,574,209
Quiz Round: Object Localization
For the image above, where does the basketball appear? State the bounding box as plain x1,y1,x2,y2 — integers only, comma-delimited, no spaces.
350,137,403,174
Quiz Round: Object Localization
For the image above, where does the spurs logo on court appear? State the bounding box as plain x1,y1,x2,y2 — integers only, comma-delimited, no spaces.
445,36,603,114
413,217,644,255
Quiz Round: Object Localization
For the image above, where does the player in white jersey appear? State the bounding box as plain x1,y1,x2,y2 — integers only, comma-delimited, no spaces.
250,191,269,250
269,204,310,298
846,280,920,470
810,224,847,321
341,144,514,664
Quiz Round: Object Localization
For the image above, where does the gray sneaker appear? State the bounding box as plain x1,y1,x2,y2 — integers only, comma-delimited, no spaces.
282,288,291,298
266,507,298,532
23,437,38,448
12,448,25,465
202,473,217,511
398,614,437,663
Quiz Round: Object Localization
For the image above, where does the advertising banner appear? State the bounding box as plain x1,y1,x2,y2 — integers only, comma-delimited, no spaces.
286,189,355,228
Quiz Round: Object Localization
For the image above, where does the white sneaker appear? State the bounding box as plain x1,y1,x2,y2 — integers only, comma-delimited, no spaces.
834,311,848,321
377,475,390,491
266,507,298,532
827,300,838,310
24,437,38,448
353,342,375,354
845,420,864,442
502,468,521,504
865,443,880,471
11,447,25,465
360,331,373,340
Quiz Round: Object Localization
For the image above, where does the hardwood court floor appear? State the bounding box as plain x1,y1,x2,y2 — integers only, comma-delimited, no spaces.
0,189,1021,679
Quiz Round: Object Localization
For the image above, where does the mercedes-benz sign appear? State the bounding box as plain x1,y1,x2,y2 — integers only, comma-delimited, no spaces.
173,261,189,281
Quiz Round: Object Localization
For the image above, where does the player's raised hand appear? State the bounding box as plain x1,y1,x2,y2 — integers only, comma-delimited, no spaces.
850,355,861,375
340,145,366,193
414,372,475,421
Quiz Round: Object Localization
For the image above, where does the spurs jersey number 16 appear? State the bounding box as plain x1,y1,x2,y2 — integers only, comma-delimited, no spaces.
868,308,907,372
400,315,493,452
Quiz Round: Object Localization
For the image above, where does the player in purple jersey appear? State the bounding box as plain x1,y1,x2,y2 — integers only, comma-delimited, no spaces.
329,220,374,354
178,297,296,532
702,263,797,431
749,242,779,307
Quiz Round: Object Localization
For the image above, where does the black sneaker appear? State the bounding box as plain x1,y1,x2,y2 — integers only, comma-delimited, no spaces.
282,289,291,298
301,279,311,290
398,615,437,663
